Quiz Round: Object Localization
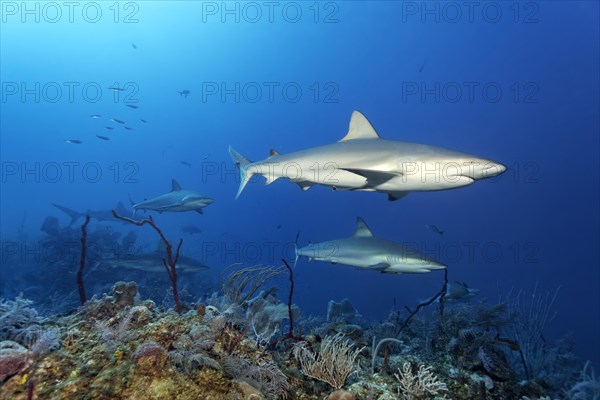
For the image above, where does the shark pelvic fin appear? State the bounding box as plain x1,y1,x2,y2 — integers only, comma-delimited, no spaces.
341,168,399,186
264,175,279,185
367,262,389,271
295,181,313,191
387,191,409,201
171,179,182,191
339,111,380,142
354,217,374,238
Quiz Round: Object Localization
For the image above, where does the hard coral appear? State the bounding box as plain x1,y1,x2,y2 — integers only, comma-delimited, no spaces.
329,389,356,400
0,340,33,382
133,342,167,375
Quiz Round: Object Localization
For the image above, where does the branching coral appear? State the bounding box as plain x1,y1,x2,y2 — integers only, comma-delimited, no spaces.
221,263,285,306
222,355,289,399
293,333,364,390
168,333,220,372
565,361,600,400
394,362,448,400
0,295,46,346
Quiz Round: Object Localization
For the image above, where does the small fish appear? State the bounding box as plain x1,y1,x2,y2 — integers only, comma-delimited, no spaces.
96,135,110,141
105,127,114,130
132,43,137,49
110,118,125,124
419,59,428,73
108,87,125,92
202,154,210,160
444,281,479,301
90,114,101,119
124,127,133,131
178,90,191,98
426,224,445,238
140,119,147,123
180,161,192,167
126,104,138,109
180,224,202,235
276,224,282,229
65,139,82,144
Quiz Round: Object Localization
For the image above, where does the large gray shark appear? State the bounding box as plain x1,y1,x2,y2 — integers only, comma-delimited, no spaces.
52,202,130,225
132,179,214,215
229,111,506,200
295,217,446,274
94,252,209,274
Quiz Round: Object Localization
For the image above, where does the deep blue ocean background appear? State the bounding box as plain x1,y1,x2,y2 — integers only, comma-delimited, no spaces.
1,1,598,369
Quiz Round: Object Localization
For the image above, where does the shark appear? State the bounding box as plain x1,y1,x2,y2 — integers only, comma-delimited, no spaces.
229,110,506,200
131,179,214,215
94,252,209,274
52,202,130,225
295,217,446,274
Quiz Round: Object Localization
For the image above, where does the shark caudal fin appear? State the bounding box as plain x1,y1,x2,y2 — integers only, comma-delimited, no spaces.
293,232,301,267
51,203,82,225
228,146,254,199
128,194,138,217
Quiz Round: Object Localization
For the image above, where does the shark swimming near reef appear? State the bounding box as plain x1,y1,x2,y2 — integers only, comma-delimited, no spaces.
52,202,130,225
229,110,506,200
295,217,446,274
94,252,209,274
131,179,214,215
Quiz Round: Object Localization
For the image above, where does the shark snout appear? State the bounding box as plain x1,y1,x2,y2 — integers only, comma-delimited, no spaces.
483,162,506,177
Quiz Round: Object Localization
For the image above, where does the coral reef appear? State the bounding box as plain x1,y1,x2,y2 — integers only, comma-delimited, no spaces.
0,280,592,400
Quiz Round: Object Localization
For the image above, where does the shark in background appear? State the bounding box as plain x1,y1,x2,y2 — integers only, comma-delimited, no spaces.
131,179,214,215
295,217,446,274
52,202,130,225
230,111,506,200
93,251,209,274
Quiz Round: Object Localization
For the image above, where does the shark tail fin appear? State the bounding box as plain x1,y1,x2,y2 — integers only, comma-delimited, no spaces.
128,194,138,217
229,146,254,199
51,203,81,226
293,231,301,267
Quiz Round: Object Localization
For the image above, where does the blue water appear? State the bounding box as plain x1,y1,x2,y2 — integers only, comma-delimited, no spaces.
1,1,598,369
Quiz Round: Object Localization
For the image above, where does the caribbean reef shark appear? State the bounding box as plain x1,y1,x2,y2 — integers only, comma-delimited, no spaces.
229,110,506,200
94,252,209,274
131,179,214,215
52,202,130,225
295,217,446,274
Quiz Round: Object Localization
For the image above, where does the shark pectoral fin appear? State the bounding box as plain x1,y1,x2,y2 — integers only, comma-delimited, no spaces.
367,263,390,271
182,195,204,202
389,265,431,273
339,111,381,142
387,191,409,201
340,168,398,186
196,209,203,214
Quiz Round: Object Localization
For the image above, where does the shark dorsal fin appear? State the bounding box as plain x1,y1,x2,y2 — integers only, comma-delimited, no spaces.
339,111,380,142
354,217,374,238
269,149,280,157
171,179,182,191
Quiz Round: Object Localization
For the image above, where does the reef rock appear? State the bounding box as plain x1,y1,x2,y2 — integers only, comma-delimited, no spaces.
0,341,33,382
